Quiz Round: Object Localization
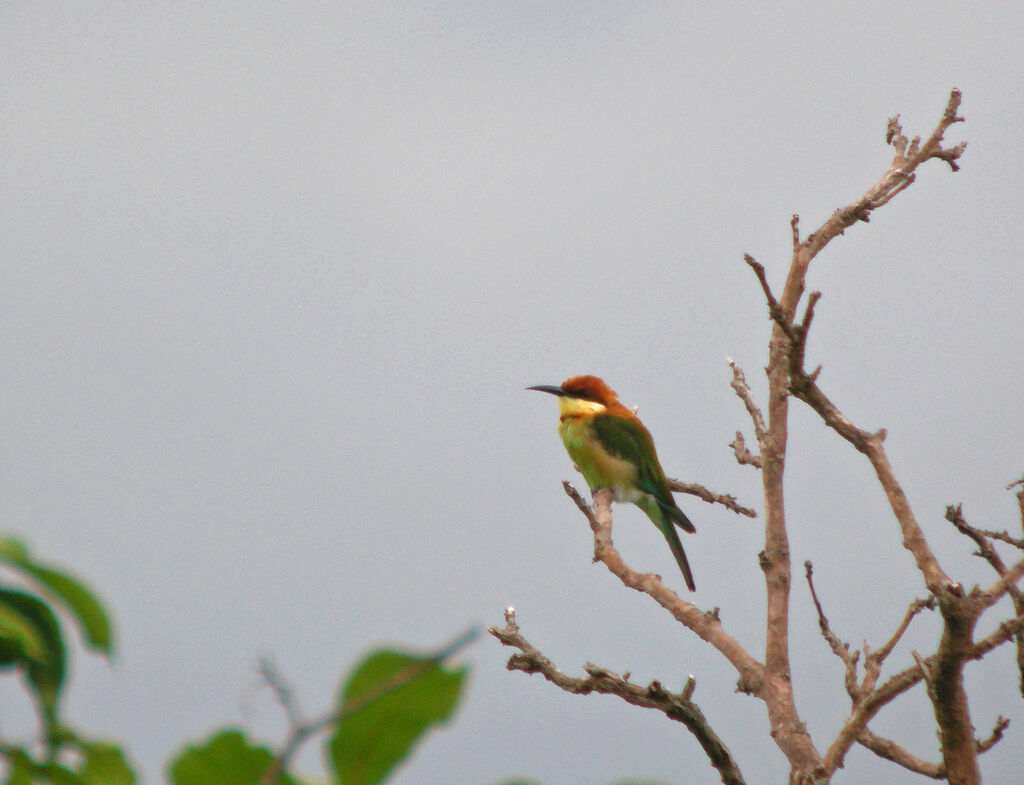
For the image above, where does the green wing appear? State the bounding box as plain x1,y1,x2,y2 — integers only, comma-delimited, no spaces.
591,414,668,497
592,413,697,589
591,414,695,534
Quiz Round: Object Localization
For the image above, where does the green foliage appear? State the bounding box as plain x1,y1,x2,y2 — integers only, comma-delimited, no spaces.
0,588,65,722
0,537,113,656
0,729,138,785
0,590,48,662
0,536,479,785
79,743,136,785
170,729,299,785
328,649,468,785
0,537,133,785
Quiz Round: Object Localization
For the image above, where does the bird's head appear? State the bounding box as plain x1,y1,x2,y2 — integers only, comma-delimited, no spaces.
528,375,622,417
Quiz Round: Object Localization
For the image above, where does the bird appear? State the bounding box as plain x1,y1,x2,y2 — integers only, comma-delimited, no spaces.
528,375,697,591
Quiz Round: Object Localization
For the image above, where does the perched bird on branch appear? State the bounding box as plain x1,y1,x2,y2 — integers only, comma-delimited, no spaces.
528,375,697,591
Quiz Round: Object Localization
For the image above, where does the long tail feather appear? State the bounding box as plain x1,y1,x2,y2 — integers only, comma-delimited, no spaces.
656,496,696,533
661,519,696,591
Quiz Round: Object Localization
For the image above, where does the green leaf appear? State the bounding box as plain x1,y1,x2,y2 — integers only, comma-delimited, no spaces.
0,589,65,721
328,649,467,785
0,597,48,662
79,742,136,785
169,729,297,785
0,539,113,657
21,565,113,656
0,538,31,563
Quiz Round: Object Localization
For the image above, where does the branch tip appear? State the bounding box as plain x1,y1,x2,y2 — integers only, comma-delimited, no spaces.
682,675,696,701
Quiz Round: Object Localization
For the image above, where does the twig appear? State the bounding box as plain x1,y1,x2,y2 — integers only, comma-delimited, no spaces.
977,715,1010,753
258,656,305,730
946,504,1012,574
667,478,758,518
1010,476,1024,532
977,529,1024,550
856,728,943,779
729,431,762,469
804,562,858,698
862,597,936,694
489,609,747,785
855,714,1008,779
743,255,801,346
726,357,767,449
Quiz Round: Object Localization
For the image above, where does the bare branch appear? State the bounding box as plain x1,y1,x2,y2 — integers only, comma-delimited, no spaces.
1011,476,1024,696
945,504,1024,698
977,554,1024,612
787,356,950,594
799,89,966,268
489,608,584,692
856,714,1008,780
969,610,1024,661
946,504,1014,575
489,609,747,785
258,656,305,730
667,478,758,518
753,90,970,784
863,597,936,693
804,561,859,698
977,715,1010,753
1009,476,1024,531
726,357,767,448
743,254,801,346
977,529,1024,550
562,484,765,695
856,728,943,779
729,431,762,469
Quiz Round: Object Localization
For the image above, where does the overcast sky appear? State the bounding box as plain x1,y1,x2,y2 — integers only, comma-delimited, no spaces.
3,3,1024,784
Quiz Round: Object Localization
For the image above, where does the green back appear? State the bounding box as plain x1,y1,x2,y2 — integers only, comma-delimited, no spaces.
590,414,670,500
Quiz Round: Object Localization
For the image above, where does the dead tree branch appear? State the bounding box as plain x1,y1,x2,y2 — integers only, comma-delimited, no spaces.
855,712,1009,781
729,431,762,469
726,357,766,472
856,728,943,779
947,502,1024,699
742,89,997,785
503,89,1024,785
488,608,747,785
562,485,764,695
666,478,758,518
805,562,859,698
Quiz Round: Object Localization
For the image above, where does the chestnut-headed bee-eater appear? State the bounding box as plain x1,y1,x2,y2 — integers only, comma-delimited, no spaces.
529,375,697,591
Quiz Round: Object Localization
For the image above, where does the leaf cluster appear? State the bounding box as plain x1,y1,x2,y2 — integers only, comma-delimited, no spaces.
0,537,131,785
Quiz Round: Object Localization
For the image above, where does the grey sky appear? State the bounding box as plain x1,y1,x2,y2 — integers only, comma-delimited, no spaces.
3,2,1023,783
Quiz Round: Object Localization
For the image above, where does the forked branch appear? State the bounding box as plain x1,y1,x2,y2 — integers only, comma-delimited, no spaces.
489,608,747,785
562,485,764,695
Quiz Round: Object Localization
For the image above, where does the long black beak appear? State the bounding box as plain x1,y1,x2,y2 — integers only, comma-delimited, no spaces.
527,385,566,396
